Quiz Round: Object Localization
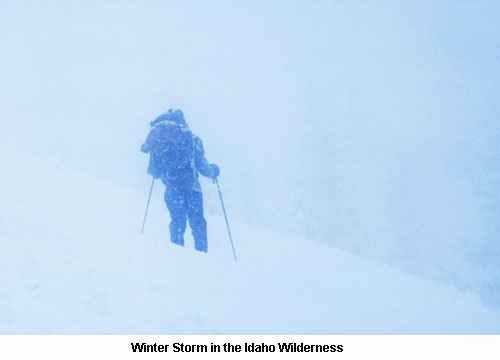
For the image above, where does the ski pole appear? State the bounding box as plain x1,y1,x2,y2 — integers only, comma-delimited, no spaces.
215,177,237,261
141,178,155,234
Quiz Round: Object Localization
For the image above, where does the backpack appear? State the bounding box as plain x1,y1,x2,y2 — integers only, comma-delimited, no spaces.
147,121,196,187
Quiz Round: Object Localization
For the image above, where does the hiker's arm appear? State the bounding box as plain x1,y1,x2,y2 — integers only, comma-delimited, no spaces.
194,136,219,178
140,127,158,153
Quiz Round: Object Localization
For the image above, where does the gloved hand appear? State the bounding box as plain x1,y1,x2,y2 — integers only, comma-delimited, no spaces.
147,154,163,179
147,163,161,179
210,163,220,179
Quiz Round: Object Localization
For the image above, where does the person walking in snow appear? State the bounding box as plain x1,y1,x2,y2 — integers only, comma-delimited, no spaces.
140,109,219,253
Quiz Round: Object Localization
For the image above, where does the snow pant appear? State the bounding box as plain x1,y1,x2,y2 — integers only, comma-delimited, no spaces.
164,187,208,252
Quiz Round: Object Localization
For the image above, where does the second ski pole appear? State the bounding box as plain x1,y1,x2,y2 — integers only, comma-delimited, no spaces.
141,177,155,234
215,177,237,261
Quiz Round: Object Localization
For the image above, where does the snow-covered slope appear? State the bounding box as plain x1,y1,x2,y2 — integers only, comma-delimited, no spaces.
1,147,500,334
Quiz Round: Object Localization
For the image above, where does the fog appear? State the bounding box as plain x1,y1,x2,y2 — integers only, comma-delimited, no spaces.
2,0,500,307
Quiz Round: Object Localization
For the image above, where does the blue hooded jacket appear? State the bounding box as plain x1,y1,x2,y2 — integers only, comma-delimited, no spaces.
141,112,214,192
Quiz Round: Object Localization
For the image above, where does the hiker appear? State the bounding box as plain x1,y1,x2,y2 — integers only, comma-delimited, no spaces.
140,109,219,252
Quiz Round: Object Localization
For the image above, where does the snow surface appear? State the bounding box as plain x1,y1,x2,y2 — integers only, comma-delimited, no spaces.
1,147,500,334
